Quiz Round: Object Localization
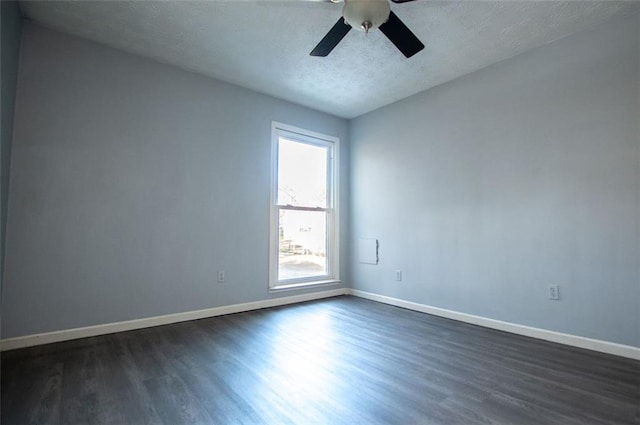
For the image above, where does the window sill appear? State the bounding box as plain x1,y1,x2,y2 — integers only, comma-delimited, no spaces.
269,279,341,293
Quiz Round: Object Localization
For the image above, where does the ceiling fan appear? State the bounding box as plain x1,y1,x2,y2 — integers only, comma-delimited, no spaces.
310,0,424,58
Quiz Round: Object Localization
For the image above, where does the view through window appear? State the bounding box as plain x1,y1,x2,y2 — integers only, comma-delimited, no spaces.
270,124,338,288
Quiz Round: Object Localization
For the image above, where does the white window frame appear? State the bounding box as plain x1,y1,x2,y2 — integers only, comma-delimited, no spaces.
269,122,340,291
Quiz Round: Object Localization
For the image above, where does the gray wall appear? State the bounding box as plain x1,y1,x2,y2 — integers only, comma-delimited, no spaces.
350,13,639,347
1,1,22,320
2,24,349,338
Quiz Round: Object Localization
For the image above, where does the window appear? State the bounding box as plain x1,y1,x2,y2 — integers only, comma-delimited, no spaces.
270,122,339,290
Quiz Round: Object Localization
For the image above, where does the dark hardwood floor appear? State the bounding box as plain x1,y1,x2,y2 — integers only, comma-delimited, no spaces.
2,296,639,424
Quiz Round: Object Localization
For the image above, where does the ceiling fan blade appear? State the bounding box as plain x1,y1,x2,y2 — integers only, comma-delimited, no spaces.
379,11,424,58
310,18,352,57
390,0,418,3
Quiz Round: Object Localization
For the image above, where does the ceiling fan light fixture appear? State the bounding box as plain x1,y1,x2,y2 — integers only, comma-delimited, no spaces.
343,0,390,32
309,0,424,58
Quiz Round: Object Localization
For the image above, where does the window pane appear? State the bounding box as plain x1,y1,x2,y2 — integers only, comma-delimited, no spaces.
278,209,327,280
278,138,327,207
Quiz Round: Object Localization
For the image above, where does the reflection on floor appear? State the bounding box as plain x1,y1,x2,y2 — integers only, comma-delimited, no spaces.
2,296,639,425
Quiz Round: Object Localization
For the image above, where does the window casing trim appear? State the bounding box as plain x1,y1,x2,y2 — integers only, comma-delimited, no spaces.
269,122,340,290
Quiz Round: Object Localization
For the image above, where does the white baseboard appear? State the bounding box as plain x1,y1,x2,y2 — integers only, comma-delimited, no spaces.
0,288,349,351
348,289,640,361
4,287,638,361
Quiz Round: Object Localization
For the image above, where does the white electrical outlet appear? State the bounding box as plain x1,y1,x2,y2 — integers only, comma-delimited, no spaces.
548,285,559,300
395,270,403,282
218,270,226,283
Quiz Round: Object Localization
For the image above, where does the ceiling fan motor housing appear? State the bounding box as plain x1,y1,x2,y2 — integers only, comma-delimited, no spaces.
343,0,391,32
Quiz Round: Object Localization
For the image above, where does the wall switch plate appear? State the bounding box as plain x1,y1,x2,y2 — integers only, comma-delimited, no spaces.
548,285,559,300
395,270,402,282
218,270,226,283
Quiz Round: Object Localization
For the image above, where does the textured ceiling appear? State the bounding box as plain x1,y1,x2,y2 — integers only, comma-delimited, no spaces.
19,0,640,118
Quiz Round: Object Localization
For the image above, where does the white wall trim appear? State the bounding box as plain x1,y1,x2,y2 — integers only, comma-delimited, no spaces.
0,288,349,351
4,287,637,360
348,289,640,361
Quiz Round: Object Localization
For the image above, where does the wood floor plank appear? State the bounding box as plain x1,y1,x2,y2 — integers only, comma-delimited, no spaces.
2,296,639,424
